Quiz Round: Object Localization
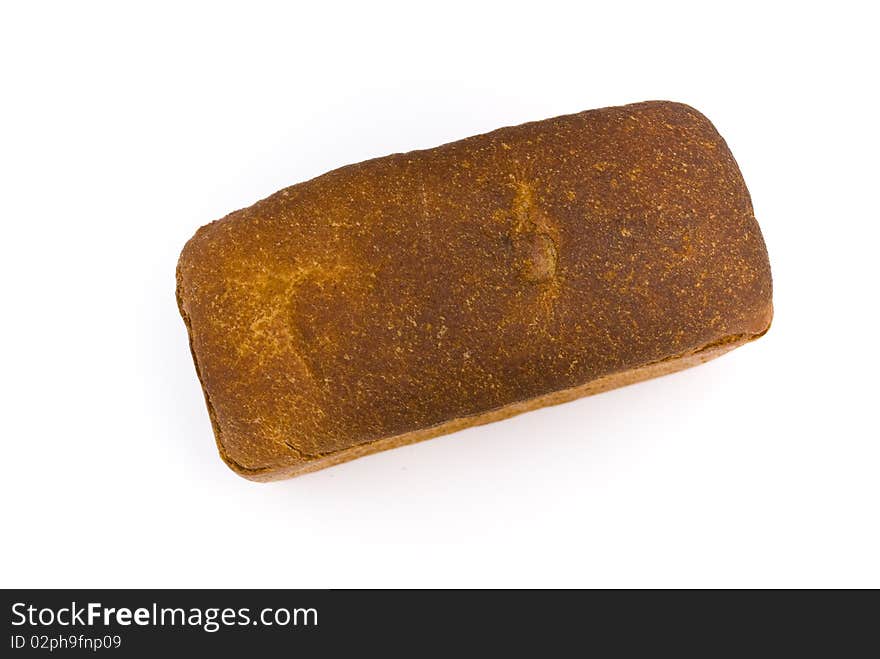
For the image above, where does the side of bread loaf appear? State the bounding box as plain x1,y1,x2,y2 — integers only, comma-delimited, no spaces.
177,101,772,481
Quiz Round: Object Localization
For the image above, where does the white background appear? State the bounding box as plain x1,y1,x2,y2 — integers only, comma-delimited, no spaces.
2,1,877,588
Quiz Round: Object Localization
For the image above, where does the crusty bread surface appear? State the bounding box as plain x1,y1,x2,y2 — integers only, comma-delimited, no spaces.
177,101,773,481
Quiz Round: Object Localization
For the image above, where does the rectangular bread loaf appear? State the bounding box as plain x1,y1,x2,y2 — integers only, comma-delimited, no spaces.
177,100,772,481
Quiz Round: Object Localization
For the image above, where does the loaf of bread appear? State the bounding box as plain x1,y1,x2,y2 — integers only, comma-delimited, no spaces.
177,101,772,481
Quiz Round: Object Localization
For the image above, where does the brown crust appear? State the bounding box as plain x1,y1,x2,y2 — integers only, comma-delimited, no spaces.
176,101,773,481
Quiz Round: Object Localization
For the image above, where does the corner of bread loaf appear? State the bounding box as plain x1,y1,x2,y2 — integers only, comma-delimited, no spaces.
626,100,721,134
753,301,774,338
215,440,292,483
